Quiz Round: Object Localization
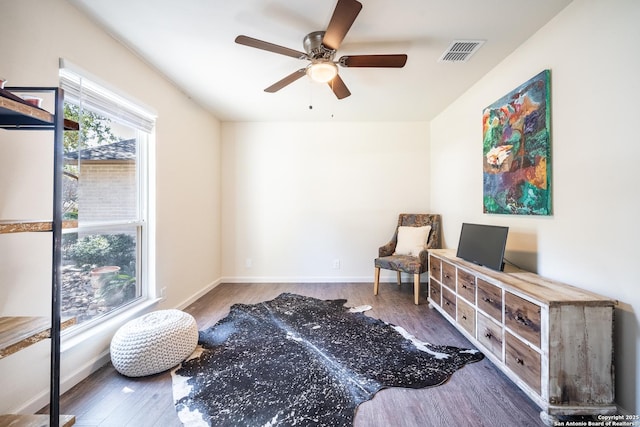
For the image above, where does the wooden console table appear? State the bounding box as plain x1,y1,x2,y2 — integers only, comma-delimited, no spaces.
427,249,617,424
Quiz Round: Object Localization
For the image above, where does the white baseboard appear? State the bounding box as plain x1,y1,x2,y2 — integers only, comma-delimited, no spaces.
60,350,112,394
17,350,112,415
219,276,374,283
175,278,222,310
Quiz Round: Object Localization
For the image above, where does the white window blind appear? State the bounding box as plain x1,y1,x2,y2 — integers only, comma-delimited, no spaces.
59,60,156,133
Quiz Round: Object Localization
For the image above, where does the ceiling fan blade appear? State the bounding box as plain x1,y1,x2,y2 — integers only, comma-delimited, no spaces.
235,35,307,60
264,69,307,93
339,54,408,68
322,0,363,51
328,74,351,99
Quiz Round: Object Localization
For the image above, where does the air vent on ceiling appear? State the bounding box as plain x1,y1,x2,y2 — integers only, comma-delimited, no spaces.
438,40,485,63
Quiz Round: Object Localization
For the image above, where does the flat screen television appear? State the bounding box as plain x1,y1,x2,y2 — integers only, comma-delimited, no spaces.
456,223,509,271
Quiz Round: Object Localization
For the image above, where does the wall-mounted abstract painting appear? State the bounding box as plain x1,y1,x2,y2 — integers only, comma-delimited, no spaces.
483,69,551,215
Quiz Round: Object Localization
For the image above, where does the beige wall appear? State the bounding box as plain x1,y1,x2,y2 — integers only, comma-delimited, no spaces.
0,0,221,413
221,121,431,282
430,0,640,413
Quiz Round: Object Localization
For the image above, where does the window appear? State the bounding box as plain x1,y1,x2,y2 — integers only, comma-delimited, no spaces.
59,62,155,328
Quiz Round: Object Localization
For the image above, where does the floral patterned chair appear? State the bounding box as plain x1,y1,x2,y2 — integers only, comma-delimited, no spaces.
374,214,442,305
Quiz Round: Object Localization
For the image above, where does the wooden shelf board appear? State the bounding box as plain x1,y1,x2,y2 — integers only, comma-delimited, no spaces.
0,414,75,427
0,221,78,234
63,119,79,131
0,92,54,126
0,317,77,359
0,88,78,131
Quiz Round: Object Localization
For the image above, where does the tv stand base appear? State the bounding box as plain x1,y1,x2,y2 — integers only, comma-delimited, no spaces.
427,249,617,425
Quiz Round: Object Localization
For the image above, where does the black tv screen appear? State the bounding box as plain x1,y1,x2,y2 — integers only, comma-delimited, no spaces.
456,223,509,271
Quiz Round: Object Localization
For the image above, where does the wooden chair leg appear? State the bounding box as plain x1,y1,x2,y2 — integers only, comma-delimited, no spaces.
397,271,402,287
374,267,381,295
414,273,420,305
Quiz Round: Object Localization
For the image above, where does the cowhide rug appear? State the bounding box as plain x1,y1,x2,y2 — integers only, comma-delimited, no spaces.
171,293,483,426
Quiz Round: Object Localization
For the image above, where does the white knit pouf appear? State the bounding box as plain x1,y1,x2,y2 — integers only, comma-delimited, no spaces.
110,309,198,377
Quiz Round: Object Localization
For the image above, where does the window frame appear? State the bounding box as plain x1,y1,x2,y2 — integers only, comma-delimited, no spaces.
59,62,156,337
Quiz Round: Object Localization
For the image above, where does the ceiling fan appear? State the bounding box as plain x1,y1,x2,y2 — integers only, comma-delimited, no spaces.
235,0,408,99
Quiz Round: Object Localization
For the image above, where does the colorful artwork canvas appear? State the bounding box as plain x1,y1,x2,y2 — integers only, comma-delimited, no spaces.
483,69,551,215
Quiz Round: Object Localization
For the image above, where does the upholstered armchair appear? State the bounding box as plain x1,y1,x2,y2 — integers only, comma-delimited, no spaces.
374,214,442,305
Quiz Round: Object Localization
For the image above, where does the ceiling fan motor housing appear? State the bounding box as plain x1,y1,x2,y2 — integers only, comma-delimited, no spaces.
303,31,336,62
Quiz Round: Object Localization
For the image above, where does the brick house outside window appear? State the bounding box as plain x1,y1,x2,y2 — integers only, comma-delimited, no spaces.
65,138,137,226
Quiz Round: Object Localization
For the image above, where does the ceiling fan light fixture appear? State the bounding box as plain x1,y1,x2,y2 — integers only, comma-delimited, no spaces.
307,62,338,83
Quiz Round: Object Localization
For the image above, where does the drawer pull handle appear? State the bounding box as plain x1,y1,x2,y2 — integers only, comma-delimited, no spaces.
483,297,493,303
462,284,467,289
445,301,450,306
515,357,524,365
485,332,492,339
515,314,529,326
462,315,467,320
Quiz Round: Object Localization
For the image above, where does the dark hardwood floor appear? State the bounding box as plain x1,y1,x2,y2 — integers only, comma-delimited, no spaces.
47,282,547,426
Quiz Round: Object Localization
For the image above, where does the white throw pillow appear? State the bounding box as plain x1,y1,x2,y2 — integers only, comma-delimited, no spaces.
394,225,432,256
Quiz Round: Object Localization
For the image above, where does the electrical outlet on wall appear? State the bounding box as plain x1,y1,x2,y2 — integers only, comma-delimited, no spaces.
160,287,167,299
245,258,253,269
332,259,340,269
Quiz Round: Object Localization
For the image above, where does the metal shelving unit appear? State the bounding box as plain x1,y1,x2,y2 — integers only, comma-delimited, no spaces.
0,86,77,427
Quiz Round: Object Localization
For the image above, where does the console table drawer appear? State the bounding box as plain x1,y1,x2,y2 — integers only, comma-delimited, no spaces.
429,280,441,307
505,293,541,348
477,278,502,321
442,287,456,319
442,261,456,290
506,332,541,394
477,312,503,360
429,255,441,281
457,269,476,303
457,298,475,336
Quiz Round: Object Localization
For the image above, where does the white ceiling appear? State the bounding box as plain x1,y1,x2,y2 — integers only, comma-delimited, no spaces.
67,0,572,122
